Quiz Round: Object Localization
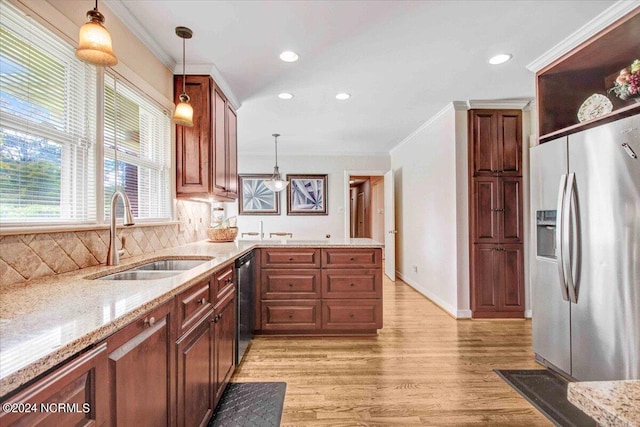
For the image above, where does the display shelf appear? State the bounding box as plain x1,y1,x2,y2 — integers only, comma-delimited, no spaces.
536,8,640,140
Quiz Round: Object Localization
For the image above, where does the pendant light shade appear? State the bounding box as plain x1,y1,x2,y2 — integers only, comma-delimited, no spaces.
173,26,194,127
263,134,288,192
75,2,117,67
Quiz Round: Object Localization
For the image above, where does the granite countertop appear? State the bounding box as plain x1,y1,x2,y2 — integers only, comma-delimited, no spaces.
0,238,382,397
568,380,640,427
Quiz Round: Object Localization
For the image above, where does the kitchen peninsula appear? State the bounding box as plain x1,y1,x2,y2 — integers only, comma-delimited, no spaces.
0,238,382,425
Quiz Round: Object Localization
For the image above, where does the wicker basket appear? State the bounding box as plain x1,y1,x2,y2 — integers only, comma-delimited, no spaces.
207,227,238,242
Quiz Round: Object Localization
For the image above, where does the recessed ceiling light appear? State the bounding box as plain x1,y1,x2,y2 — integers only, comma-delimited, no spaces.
489,53,512,65
278,92,294,100
279,51,299,62
336,93,351,100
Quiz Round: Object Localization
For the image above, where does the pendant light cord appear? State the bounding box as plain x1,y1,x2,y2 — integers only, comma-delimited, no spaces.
94,0,98,12
274,136,278,168
182,36,186,94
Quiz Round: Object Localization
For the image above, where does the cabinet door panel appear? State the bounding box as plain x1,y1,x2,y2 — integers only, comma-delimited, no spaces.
0,344,108,427
472,178,499,242
175,75,210,196
470,110,498,176
498,111,522,176
472,245,499,312
213,290,236,408
501,177,523,242
500,245,524,310
108,303,173,427
322,300,382,330
176,312,214,427
213,88,227,197
226,105,238,198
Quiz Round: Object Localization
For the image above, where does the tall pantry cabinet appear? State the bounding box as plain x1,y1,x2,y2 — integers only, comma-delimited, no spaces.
469,109,525,318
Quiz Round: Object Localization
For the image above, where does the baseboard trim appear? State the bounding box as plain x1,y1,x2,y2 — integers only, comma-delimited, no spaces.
396,272,468,319
525,310,532,319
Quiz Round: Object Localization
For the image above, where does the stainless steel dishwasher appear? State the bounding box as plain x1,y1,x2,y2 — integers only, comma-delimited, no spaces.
234,250,254,364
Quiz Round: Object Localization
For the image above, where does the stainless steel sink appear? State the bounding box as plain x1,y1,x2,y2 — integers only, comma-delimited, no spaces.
98,271,183,281
131,259,208,271
96,258,212,280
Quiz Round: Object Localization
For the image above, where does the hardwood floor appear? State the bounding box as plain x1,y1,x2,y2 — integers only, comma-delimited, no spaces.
232,277,551,426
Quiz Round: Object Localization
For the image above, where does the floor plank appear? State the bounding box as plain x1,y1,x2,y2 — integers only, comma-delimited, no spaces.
232,277,551,426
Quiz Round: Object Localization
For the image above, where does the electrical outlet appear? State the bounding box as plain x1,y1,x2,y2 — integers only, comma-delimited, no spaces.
412,265,418,273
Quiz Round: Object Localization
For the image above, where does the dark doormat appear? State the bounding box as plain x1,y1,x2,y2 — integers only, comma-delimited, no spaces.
494,370,596,427
208,382,286,427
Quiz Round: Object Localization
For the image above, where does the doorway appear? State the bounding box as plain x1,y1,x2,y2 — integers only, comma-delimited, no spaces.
344,170,396,281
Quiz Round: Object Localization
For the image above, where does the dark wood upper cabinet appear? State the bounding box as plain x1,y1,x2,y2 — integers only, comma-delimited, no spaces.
175,75,238,200
469,109,522,177
537,9,640,141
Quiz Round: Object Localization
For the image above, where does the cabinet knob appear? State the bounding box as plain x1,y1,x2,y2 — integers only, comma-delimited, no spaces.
350,283,355,287
288,283,294,287
288,257,294,261
197,298,207,305
349,313,354,318
288,313,294,319
350,257,355,261
225,277,233,284
144,316,156,327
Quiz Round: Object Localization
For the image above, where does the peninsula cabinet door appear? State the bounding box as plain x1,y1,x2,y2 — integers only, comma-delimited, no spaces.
0,344,108,427
107,301,174,427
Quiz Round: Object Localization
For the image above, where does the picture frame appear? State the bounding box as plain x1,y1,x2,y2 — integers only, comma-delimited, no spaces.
238,174,280,215
286,174,328,215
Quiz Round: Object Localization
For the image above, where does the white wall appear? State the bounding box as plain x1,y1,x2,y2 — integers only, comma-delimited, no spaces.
390,104,464,317
226,154,390,240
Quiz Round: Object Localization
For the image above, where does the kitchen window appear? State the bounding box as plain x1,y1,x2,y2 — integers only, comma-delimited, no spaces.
0,1,171,227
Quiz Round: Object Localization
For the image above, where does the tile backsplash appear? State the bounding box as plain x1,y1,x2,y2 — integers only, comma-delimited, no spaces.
0,200,213,288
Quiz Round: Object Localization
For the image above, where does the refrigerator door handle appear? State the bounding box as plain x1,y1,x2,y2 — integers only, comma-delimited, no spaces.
556,174,570,301
563,173,578,303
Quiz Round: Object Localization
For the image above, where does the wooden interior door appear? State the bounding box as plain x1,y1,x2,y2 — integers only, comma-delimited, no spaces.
357,192,365,237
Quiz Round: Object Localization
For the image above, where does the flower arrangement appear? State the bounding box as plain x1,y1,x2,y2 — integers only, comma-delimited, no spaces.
609,59,640,100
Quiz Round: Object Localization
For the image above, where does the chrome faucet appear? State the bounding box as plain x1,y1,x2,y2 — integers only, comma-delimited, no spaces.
107,190,135,266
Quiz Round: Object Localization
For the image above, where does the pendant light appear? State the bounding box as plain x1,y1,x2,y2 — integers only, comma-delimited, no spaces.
263,134,288,192
173,26,194,127
75,0,118,67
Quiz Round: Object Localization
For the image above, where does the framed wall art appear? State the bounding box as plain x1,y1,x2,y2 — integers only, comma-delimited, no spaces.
238,174,280,215
286,174,328,215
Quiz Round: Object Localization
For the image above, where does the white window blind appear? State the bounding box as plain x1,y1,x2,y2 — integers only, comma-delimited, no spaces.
103,72,171,221
0,1,97,224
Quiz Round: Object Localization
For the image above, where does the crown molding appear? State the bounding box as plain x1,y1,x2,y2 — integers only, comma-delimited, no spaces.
174,64,241,110
103,0,175,69
389,103,455,155
452,101,469,111
526,1,640,73
103,0,241,110
466,98,532,110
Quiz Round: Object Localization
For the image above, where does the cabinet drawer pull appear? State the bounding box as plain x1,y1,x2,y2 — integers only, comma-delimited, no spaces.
197,298,207,305
212,314,221,323
225,277,233,284
288,313,294,319
349,283,355,287
144,316,156,327
288,257,294,261
350,257,355,261
349,312,354,318
288,283,294,287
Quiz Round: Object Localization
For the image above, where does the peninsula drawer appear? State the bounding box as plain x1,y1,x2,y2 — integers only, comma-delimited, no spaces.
322,300,382,330
177,279,212,333
261,300,321,330
214,265,235,301
321,248,382,268
261,269,321,299
322,269,382,299
260,248,321,268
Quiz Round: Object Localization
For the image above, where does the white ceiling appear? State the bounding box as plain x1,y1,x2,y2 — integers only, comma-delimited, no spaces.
108,0,615,155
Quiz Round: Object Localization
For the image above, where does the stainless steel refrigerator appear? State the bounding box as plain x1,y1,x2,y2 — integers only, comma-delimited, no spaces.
530,113,640,381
